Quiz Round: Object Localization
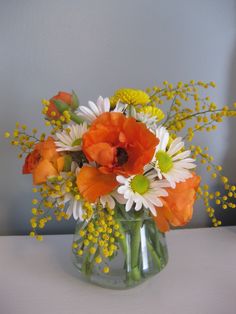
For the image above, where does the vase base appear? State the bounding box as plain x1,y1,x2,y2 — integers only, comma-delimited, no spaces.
72,254,168,290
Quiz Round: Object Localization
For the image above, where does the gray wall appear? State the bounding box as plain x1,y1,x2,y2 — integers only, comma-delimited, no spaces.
0,0,236,235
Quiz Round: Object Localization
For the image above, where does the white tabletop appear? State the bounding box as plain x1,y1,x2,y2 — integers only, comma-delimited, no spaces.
1,226,236,314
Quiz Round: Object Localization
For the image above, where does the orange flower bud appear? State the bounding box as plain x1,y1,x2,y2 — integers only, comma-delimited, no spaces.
46,91,73,120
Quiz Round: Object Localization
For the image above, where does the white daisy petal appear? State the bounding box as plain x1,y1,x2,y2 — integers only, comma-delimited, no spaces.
124,190,131,199
172,150,191,161
117,186,127,194
146,202,157,216
56,132,71,144
76,96,111,123
88,101,100,116
66,203,73,218
174,161,196,169
78,203,84,221
156,126,169,151
103,97,110,112
114,101,126,112
107,195,115,209
100,195,106,208
80,106,97,119
72,201,79,220
135,199,143,211
126,196,134,212
96,96,104,108
167,140,184,156
160,128,169,151
116,175,127,184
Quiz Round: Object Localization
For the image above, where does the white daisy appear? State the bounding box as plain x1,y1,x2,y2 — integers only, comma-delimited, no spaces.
152,126,196,188
116,173,170,216
55,122,87,152
100,190,126,209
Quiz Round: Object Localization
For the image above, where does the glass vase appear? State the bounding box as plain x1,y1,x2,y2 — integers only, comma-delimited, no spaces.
72,213,168,289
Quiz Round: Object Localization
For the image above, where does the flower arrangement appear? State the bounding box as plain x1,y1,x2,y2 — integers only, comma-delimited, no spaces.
4,81,236,288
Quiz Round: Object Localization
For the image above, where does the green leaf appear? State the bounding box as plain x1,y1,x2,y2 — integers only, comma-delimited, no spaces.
71,90,80,110
52,99,70,113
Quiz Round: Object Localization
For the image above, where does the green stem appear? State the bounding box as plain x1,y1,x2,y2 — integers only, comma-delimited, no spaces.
130,220,142,281
166,108,236,128
70,111,84,125
146,239,162,270
113,212,133,284
86,249,99,276
81,251,91,276
114,205,129,257
162,95,177,125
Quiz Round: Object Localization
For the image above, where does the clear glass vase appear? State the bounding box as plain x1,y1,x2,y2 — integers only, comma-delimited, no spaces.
72,214,168,289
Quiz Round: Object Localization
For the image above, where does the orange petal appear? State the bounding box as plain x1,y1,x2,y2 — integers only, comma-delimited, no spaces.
153,173,201,231
85,143,116,166
123,117,158,174
53,91,72,105
153,207,170,233
33,159,58,185
57,156,65,172
37,137,57,160
92,112,125,129
77,166,118,202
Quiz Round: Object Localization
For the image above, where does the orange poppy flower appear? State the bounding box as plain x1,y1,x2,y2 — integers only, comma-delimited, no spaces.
46,91,73,119
82,112,158,175
153,173,201,232
23,137,64,185
77,112,158,202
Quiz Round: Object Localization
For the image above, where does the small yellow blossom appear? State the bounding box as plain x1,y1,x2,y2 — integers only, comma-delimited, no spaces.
110,88,150,107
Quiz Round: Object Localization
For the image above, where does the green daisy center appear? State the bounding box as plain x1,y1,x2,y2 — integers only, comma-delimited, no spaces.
130,175,150,195
72,138,82,147
155,150,173,173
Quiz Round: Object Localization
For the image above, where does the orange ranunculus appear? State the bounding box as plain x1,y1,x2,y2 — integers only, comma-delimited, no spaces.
46,91,73,119
82,112,158,175
77,112,159,202
23,137,64,185
153,173,201,232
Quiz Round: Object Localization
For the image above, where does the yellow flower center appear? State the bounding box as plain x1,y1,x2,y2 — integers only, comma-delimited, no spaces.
130,175,150,195
72,138,82,146
155,150,173,173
